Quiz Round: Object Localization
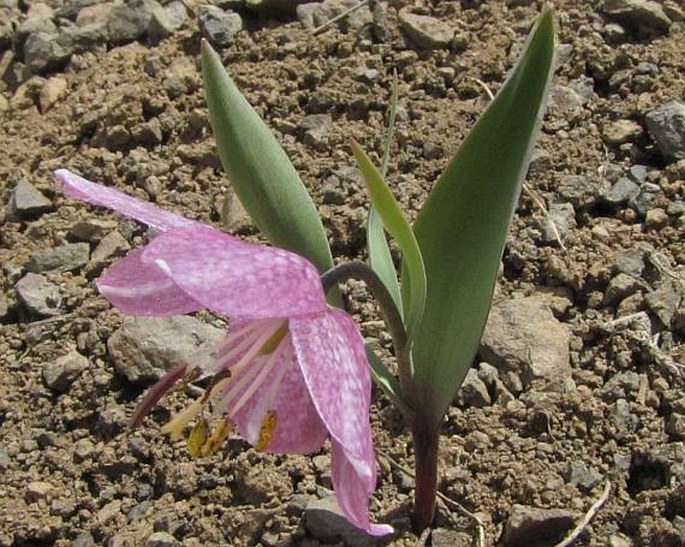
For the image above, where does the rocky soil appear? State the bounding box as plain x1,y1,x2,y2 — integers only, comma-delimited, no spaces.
1,0,684,545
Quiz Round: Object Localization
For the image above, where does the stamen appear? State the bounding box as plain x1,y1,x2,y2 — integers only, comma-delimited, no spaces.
187,416,209,457
259,321,289,354
161,397,204,439
200,418,233,456
130,363,188,429
254,411,278,452
201,369,232,404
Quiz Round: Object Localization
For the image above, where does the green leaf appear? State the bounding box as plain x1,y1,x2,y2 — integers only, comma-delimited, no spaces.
352,141,426,347
201,40,333,274
366,345,411,419
367,73,402,316
410,7,556,426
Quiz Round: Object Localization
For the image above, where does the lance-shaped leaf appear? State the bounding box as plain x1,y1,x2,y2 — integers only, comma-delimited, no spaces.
201,40,333,274
367,74,402,316
352,141,426,350
410,7,556,426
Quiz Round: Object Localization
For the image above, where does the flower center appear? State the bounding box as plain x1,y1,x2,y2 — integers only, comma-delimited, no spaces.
160,318,290,456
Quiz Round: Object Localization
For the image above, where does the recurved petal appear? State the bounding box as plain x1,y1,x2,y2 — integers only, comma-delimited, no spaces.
227,335,328,453
97,246,202,315
331,440,393,536
141,225,327,320
290,308,375,480
55,169,199,232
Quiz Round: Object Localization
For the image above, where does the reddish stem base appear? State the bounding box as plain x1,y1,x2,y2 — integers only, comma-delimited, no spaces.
411,421,440,532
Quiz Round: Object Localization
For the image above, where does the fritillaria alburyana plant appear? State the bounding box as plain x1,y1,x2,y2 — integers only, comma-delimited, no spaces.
57,5,555,535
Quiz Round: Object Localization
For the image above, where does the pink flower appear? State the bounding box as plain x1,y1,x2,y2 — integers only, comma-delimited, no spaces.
55,169,392,536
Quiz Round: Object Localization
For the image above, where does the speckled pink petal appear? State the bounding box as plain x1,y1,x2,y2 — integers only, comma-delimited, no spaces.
290,309,386,532
55,169,199,232
331,440,393,536
140,225,327,321
228,334,328,453
96,246,202,315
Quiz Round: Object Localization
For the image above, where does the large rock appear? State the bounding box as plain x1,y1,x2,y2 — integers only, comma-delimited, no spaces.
26,242,90,273
7,179,53,220
107,316,223,382
480,297,574,392
198,5,243,47
603,0,672,35
15,272,62,316
645,101,685,161
501,504,578,545
43,350,89,391
399,8,455,49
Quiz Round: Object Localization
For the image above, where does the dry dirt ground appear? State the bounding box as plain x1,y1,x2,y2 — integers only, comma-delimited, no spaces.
1,0,684,545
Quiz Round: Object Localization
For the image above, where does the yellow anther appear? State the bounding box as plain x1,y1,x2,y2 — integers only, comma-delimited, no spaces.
200,419,232,457
259,322,289,355
187,417,209,457
161,398,204,440
255,411,278,452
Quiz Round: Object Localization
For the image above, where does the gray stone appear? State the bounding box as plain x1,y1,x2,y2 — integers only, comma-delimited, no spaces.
148,1,187,43
198,5,243,48
90,230,131,268
644,207,668,229
430,528,473,547
629,182,660,215
108,0,162,44
549,84,586,116
645,101,685,161
7,180,53,220
107,315,223,382
502,504,577,546
602,177,639,205
564,461,603,490
296,0,372,32
305,497,375,546
399,9,455,49
614,398,639,431
614,248,646,277
43,350,88,391
540,202,576,244
300,114,332,149
145,531,179,547
665,413,685,440
628,164,649,183
603,273,642,306
480,297,574,392
15,273,61,316
455,368,491,408
645,286,680,327
556,174,608,209
17,4,56,42
38,75,68,112
54,0,102,21
25,481,53,503
604,0,672,35
601,371,641,401
69,218,119,242
24,31,74,73
27,242,90,273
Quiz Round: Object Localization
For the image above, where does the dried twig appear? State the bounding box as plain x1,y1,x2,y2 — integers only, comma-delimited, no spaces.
415,527,431,547
523,183,567,251
310,0,370,36
472,77,495,101
554,480,611,547
377,449,486,547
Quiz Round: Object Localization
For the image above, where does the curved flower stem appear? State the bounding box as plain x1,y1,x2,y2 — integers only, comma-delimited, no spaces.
321,261,411,390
